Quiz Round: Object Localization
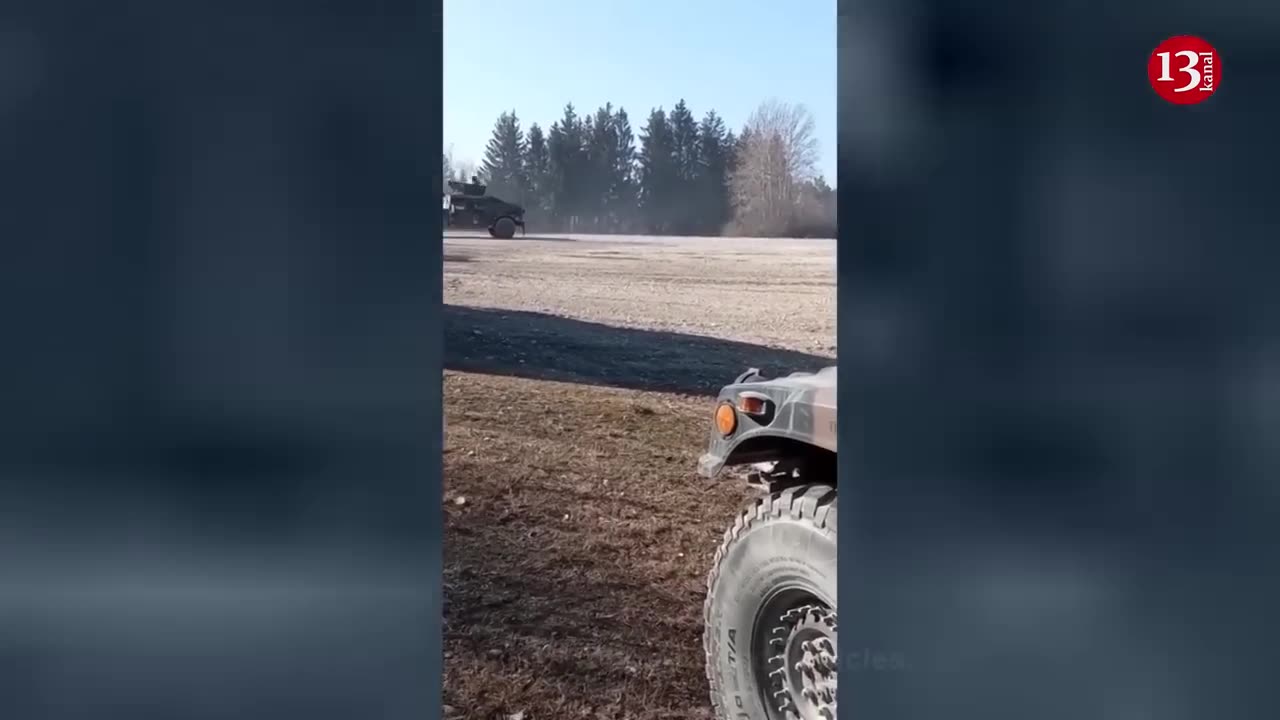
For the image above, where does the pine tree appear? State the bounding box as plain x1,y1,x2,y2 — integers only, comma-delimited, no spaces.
723,130,738,187
668,100,701,233
585,103,625,229
546,122,566,225
638,107,676,234
547,103,586,227
669,100,700,183
726,126,755,230
580,111,600,229
523,123,550,218
612,107,637,230
480,110,527,204
696,110,731,234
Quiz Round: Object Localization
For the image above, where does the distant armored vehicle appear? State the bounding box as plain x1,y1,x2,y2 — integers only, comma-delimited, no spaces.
443,178,526,239
699,366,838,720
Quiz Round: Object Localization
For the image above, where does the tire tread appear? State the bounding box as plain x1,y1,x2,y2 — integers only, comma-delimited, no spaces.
703,484,837,718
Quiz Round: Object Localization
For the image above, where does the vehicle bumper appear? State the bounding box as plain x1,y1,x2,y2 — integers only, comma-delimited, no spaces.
698,452,721,478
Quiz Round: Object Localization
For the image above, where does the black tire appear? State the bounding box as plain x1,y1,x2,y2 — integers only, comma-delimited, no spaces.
490,216,516,239
704,484,837,720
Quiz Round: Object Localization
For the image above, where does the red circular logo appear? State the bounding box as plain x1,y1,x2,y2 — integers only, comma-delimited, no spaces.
1148,36,1220,104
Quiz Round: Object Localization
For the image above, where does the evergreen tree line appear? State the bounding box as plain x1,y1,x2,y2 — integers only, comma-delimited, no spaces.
443,99,836,238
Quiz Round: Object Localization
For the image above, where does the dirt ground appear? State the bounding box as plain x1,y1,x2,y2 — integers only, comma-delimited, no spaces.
443,232,836,720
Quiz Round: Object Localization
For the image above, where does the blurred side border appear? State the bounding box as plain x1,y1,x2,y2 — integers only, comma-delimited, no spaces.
0,2,444,719
837,1,1280,719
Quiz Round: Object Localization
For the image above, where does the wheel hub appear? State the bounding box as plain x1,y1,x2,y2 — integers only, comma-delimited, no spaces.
768,604,838,720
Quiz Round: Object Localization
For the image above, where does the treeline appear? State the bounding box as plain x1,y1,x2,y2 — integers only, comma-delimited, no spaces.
444,99,836,238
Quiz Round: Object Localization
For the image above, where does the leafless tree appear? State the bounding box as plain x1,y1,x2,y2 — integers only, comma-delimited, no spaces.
727,100,821,236
453,159,478,184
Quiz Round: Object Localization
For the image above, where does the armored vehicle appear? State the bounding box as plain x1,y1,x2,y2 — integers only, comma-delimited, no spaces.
443,178,525,239
699,366,837,720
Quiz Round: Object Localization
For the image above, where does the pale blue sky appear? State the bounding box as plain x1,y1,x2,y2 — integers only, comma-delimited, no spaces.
444,0,837,182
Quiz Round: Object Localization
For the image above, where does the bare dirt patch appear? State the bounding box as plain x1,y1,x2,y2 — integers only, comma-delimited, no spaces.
444,373,746,719
444,234,835,719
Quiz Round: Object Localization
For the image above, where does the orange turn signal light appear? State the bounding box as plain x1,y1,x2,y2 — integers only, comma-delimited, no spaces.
714,403,737,436
737,395,767,415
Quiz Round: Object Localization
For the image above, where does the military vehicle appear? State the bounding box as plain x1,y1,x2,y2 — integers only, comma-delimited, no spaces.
443,178,526,239
699,366,837,720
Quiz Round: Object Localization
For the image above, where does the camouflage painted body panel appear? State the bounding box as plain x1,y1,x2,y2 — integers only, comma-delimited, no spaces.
443,179,526,228
697,365,837,478
443,193,525,233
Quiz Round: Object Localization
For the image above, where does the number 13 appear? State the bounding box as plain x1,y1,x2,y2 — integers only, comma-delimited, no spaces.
1156,50,1202,93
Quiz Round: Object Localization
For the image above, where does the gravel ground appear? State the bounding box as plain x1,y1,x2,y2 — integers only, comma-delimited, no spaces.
444,232,837,356
443,232,836,720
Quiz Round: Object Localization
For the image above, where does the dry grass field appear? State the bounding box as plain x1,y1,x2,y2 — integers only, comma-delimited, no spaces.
443,232,836,720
